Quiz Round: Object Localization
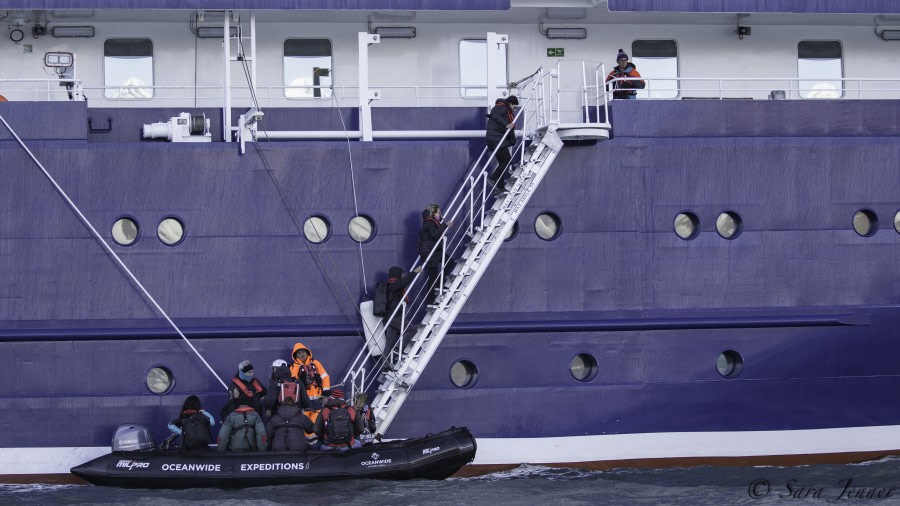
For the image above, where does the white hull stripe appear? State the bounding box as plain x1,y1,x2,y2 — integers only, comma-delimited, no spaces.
3,425,900,475
472,425,900,465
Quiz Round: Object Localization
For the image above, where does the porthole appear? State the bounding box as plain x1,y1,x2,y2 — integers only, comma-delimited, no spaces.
716,211,743,239
112,217,139,246
534,212,561,241
146,366,174,395
673,212,699,240
450,359,479,389
303,215,331,244
504,220,519,242
716,350,744,379
348,215,375,243
157,217,185,246
570,353,598,382
894,210,900,235
853,209,878,237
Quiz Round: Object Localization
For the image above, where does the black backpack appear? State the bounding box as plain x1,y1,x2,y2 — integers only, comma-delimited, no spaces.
181,412,211,450
372,281,389,317
325,407,354,445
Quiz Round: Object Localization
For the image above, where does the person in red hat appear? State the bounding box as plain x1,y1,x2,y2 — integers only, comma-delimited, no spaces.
313,388,365,450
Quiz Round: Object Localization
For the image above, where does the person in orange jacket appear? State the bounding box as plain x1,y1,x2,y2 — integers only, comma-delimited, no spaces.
289,342,331,402
605,49,645,100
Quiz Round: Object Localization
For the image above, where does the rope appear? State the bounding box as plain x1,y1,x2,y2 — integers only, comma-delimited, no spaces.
235,38,369,342
0,112,228,391
330,92,369,297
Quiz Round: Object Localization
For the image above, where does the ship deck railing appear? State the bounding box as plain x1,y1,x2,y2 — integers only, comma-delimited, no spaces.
606,76,900,101
7,77,900,106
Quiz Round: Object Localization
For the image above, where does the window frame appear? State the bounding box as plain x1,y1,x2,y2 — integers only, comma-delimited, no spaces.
797,39,844,99
630,39,680,100
102,37,155,101
282,37,335,100
459,38,509,99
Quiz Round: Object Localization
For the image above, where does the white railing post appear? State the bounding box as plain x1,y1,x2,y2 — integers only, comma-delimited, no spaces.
468,177,475,235
223,12,232,142
250,12,257,104
581,60,589,123
486,32,508,109
358,32,379,142
602,65,609,124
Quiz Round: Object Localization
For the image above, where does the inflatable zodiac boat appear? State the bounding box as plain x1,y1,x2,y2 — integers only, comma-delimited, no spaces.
71,426,476,488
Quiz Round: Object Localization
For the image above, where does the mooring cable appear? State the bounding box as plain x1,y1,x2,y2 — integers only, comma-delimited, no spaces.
235,41,368,342
0,112,228,391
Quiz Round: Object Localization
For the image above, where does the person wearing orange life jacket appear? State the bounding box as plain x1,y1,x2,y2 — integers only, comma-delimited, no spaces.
220,360,266,422
289,342,330,402
605,49,645,100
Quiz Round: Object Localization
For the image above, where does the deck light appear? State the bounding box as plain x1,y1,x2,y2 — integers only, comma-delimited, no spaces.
51,26,94,38
373,26,416,39
879,29,900,40
44,52,74,67
196,26,239,38
545,27,587,40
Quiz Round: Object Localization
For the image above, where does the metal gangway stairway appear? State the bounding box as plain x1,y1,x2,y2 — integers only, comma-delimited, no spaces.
342,61,612,435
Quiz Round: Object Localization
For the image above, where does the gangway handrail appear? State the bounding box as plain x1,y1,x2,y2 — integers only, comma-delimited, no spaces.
341,61,612,404
339,70,551,395
340,69,547,388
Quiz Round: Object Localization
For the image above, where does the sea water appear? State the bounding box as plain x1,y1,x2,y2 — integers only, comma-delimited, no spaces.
4,459,900,505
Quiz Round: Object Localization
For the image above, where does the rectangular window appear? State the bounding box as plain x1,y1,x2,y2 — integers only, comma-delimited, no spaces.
798,41,842,99
459,39,508,98
104,38,153,99
631,39,678,99
284,39,332,98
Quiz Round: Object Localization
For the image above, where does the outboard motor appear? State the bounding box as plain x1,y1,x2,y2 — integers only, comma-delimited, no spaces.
111,424,156,451
142,112,212,143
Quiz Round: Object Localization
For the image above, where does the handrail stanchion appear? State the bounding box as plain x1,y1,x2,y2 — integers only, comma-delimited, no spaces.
582,60,589,123
481,174,486,227
602,64,609,126
438,235,446,300
398,302,406,366
468,176,475,236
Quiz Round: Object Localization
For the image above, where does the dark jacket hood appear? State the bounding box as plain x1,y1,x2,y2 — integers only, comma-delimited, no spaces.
276,404,302,418
388,266,403,279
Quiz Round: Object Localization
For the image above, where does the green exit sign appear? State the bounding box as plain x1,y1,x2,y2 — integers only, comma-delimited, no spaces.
547,48,565,57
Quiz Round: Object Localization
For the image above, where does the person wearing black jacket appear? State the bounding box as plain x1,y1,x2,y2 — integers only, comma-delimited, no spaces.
485,95,519,186
220,360,266,422
417,204,454,306
313,389,365,450
383,265,423,355
167,395,214,451
262,359,311,417
265,397,315,452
